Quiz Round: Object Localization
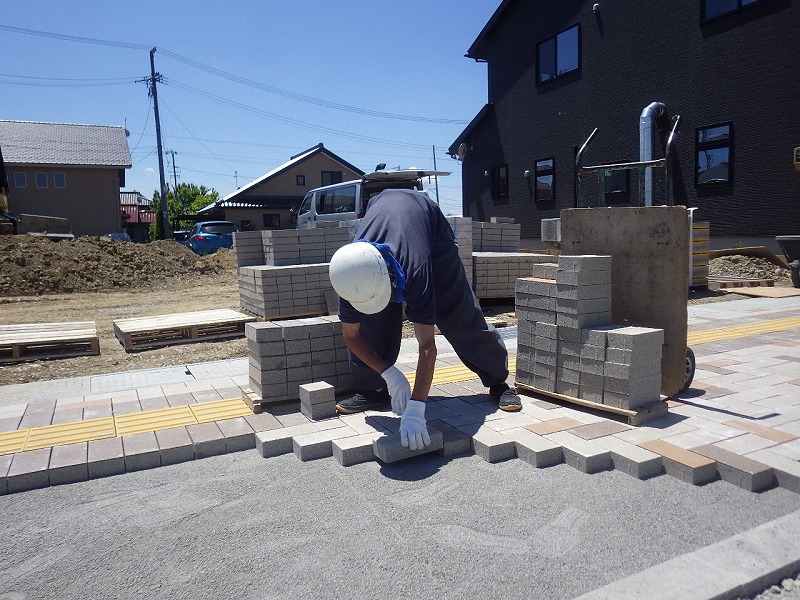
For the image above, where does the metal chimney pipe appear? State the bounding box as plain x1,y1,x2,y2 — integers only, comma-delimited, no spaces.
639,102,666,206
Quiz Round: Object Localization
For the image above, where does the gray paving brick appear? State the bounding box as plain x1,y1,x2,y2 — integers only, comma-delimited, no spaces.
746,449,800,493
337,413,383,435
293,426,358,461
544,431,611,474
0,454,12,495
256,423,318,457
467,426,516,463
48,442,88,486
244,411,283,433
187,422,227,459
88,436,125,479
373,427,444,463
274,411,312,427
504,427,563,468
693,444,775,492
428,419,473,457
122,432,161,472
571,421,631,440
7,448,51,493
154,427,195,465
301,401,337,421
590,435,663,480
216,417,256,453
332,432,383,466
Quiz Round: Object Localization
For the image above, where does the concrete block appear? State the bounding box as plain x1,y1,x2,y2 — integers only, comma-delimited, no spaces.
588,435,663,480
255,423,318,457
543,431,612,474
217,417,256,453
468,426,516,463
123,432,161,472
557,255,612,271
0,454,12,495
693,444,775,492
155,426,195,465
557,311,613,329
427,419,473,457
301,402,337,421
48,442,89,486
293,426,358,461
88,436,125,479
555,283,612,301
555,296,613,315
604,359,660,379
579,343,606,362
640,439,717,485
579,358,605,377
605,348,662,376
504,427,563,468
245,321,283,343
606,326,665,351
299,381,336,405
186,422,227,459
7,449,51,493
332,432,383,466
373,427,444,463
535,322,558,339
555,380,580,398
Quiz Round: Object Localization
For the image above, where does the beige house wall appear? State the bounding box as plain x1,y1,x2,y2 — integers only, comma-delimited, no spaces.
241,153,363,199
223,207,294,230
8,165,124,236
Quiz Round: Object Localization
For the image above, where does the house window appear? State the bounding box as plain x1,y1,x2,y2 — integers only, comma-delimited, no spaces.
537,25,580,83
321,171,343,186
13,172,27,188
296,175,305,186
54,173,66,188
534,158,555,203
603,170,629,204
696,123,733,186
704,0,762,20
36,173,48,188
240,219,253,231
263,214,280,228
491,165,509,200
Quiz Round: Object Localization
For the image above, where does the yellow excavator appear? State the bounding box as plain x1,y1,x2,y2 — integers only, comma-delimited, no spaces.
0,145,74,240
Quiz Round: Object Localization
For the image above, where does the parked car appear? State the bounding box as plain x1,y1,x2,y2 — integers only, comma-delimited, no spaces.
185,221,238,255
104,232,132,242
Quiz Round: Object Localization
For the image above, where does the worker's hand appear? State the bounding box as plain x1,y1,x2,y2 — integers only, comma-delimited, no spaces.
400,399,430,451
381,365,411,416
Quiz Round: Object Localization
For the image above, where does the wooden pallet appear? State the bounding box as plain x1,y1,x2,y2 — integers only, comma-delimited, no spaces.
708,275,774,289
516,383,669,426
0,322,100,363
113,309,256,352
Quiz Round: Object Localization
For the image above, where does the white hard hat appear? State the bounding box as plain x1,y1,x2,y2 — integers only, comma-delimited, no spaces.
329,242,391,315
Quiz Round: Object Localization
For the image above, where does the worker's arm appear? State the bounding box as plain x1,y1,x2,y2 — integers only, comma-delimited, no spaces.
411,322,437,401
341,321,390,374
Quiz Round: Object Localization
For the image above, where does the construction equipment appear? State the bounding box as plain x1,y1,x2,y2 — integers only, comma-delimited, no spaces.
0,145,74,240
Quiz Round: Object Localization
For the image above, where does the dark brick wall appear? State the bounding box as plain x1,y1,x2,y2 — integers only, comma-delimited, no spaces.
460,0,800,239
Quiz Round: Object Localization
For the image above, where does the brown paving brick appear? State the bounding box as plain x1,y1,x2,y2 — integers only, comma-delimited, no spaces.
775,355,800,363
532,399,560,410
243,412,282,432
571,421,630,440
725,419,798,443
640,439,715,469
525,417,583,436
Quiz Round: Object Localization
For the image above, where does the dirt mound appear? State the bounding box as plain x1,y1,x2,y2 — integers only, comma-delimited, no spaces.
0,235,235,297
709,255,793,285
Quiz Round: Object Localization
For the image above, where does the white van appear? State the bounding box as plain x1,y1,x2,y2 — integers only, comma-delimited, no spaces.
296,169,450,229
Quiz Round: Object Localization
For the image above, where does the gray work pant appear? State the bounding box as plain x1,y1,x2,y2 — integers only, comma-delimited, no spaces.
348,244,509,392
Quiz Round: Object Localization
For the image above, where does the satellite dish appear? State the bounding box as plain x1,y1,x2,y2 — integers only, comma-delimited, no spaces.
456,143,469,161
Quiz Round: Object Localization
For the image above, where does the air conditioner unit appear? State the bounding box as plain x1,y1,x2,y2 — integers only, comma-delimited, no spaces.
541,218,561,248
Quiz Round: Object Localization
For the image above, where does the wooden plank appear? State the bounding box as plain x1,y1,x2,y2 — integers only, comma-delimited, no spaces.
0,321,100,363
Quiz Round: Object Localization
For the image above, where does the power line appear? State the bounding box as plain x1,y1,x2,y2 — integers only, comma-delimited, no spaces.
0,24,150,50
0,73,137,87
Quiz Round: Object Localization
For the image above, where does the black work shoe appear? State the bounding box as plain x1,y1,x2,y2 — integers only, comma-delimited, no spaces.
335,389,390,414
490,384,523,412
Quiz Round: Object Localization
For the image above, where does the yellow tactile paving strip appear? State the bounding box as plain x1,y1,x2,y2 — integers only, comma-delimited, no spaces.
1,315,798,456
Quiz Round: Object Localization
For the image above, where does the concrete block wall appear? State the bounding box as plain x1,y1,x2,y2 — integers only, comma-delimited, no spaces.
232,231,264,267
472,221,521,252
515,255,664,411
246,316,352,404
233,228,351,268
473,252,554,298
238,264,333,318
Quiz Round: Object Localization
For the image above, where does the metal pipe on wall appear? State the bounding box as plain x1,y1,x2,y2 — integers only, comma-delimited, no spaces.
639,102,666,206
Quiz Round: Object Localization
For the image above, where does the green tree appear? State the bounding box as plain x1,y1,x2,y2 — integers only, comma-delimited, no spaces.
148,183,220,241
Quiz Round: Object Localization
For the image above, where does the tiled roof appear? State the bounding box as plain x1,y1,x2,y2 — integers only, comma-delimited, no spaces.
0,120,131,167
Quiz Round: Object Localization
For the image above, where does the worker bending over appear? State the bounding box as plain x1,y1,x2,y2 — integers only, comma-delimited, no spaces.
328,188,521,451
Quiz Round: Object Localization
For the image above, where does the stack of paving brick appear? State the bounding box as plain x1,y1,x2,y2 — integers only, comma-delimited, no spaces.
472,252,554,298
515,255,664,412
238,264,332,318
449,216,474,285
299,381,337,420
246,316,352,404
261,228,350,266
232,231,265,267
472,219,521,252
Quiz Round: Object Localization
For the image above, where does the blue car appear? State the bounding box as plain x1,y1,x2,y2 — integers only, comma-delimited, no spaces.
185,220,238,255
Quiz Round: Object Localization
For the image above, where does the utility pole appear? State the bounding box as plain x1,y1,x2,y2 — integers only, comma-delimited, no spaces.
167,150,179,192
149,48,169,239
432,145,440,206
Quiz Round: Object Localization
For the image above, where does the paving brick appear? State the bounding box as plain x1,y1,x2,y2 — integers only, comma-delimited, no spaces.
48,442,89,486
525,417,583,436
299,381,336,406
712,432,777,455
274,411,312,427
7,448,51,493
216,417,256,453
693,444,775,492
746,449,800,493
571,421,631,440
724,419,797,443
0,454,12,495
154,427,195,465
301,401,337,421
543,431,611,473
244,411,283,433
88,436,125,479
467,426,516,463
123,432,161,472
372,427,444,463
639,439,717,485
332,432,383,466
427,419,473,457
504,427,563,468
589,435,663,480
484,412,540,432
255,423,318,457
187,422,227,459
293,426,358,461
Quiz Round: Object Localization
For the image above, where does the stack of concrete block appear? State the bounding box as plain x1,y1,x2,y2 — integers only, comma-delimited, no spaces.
238,264,332,318
246,316,352,404
299,381,337,420
473,252,554,298
515,255,664,411
233,231,265,267
449,216,473,285
472,220,521,252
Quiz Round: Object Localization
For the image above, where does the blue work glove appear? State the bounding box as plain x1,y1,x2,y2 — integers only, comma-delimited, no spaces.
381,365,411,416
400,399,431,451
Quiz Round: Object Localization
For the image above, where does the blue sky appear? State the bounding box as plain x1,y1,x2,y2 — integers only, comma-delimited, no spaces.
2,1,498,216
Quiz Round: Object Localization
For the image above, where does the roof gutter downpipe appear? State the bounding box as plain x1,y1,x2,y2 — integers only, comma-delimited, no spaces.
639,102,666,206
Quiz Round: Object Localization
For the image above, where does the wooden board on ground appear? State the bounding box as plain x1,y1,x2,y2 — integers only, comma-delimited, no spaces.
560,207,689,397
516,382,668,426
720,286,800,298
113,309,255,352
708,275,773,289
0,321,99,363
